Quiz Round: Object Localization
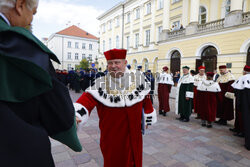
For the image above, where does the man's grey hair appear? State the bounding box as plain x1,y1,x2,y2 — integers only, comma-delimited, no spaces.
0,0,39,13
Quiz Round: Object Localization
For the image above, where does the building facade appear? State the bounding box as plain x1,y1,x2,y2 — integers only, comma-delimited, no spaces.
47,25,99,70
97,0,250,78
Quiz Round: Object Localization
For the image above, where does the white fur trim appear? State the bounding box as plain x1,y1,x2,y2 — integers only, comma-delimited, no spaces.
144,108,157,126
73,103,89,125
197,80,221,92
186,91,194,98
232,74,250,90
217,72,235,84
225,92,235,100
86,69,151,107
157,73,174,85
194,74,206,86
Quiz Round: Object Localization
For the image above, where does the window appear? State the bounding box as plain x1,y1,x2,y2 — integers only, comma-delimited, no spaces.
116,35,119,48
82,43,86,49
145,30,150,46
146,3,151,15
82,54,86,59
68,41,71,48
171,21,180,31
158,26,163,41
67,64,71,71
89,54,93,62
75,42,79,49
126,36,130,50
116,17,120,27
109,38,112,50
158,0,163,9
67,52,71,59
199,6,207,24
172,0,181,3
135,33,139,48
225,0,231,15
127,13,131,23
89,44,93,50
75,53,79,60
135,8,140,19
103,40,105,52
103,24,106,33
108,21,112,30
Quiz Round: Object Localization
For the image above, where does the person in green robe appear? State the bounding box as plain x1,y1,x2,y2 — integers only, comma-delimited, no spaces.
175,66,194,122
0,0,82,167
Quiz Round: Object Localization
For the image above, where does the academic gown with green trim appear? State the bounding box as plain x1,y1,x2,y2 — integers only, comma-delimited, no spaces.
0,17,82,167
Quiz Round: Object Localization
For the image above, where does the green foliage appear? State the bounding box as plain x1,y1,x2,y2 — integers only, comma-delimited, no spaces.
75,58,89,70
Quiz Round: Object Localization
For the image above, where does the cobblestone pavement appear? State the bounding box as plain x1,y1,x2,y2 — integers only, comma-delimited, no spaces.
51,90,250,167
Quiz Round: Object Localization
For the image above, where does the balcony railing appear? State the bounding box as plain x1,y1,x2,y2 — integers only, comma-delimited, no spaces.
167,29,186,39
242,11,250,24
197,19,225,33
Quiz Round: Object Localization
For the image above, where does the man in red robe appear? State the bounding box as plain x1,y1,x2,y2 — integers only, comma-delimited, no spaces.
157,66,174,116
193,66,206,119
74,49,157,167
216,65,235,125
196,72,221,128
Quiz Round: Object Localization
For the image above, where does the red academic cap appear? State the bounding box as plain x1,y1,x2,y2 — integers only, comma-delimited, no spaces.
219,65,227,69
198,66,205,70
104,49,127,61
206,72,214,77
244,65,250,72
163,66,169,71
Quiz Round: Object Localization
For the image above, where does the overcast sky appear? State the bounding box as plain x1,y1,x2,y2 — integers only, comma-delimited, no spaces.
33,0,122,39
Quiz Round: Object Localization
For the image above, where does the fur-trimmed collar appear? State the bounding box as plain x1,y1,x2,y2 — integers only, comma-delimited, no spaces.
157,73,174,85
217,72,235,83
86,68,151,107
232,74,250,90
197,80,221,92
177,74,194,87
194,74,206,86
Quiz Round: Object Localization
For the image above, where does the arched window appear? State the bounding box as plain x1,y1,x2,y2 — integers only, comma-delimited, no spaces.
199,6,207,24
133,59,137,70
170,51,181,74
201,46,218,72
116,35,119,48
225,0,231,15
144,59,149,71
247,47,250,66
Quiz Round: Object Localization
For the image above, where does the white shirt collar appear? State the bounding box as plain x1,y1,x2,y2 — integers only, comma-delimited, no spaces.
0,13,11,26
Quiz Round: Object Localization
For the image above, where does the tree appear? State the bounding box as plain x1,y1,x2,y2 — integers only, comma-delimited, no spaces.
76,58,89,70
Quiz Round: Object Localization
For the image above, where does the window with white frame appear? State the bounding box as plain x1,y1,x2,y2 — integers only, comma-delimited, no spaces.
225,0,231,15
199,6,207,24
67,52,71,59
109,38,112,50
146,3,151,15
127,13,131,23
108,21,112,30
67,64,71,70
103,24,106,33
116,35,119,48
89,44,93,50
126,36,130,50
158,0,163,9
68,41,71,48
172,0,181,3
135,33,139,48
145,30,150,46
82,54,86,59
82,43,86,49
103,40,105,52
89,54,93,61
158,26,163,41
75,42,79,49
75,53,79,60
172,21,180,30
135,8,140,19
116,17,120,27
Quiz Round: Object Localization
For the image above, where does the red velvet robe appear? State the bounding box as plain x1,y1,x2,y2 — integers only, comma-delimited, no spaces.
158,83,172,113
76,92,154,167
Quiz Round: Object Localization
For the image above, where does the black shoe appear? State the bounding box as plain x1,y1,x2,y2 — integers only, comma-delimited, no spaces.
176,117,184,120
215,119,222,124
207,124,213,128
162,112,167,117
159,110,163,115
229,128,238,133
234,132,245,138
220,120,227,126
181,118,190,122
201,123,206,127
245,145,250,151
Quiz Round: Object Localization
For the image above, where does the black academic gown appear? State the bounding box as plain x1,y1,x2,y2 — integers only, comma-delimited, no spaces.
0,17,81,167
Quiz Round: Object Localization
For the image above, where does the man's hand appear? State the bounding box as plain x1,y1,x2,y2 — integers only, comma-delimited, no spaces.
186,97,190,100
76,116,82,124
